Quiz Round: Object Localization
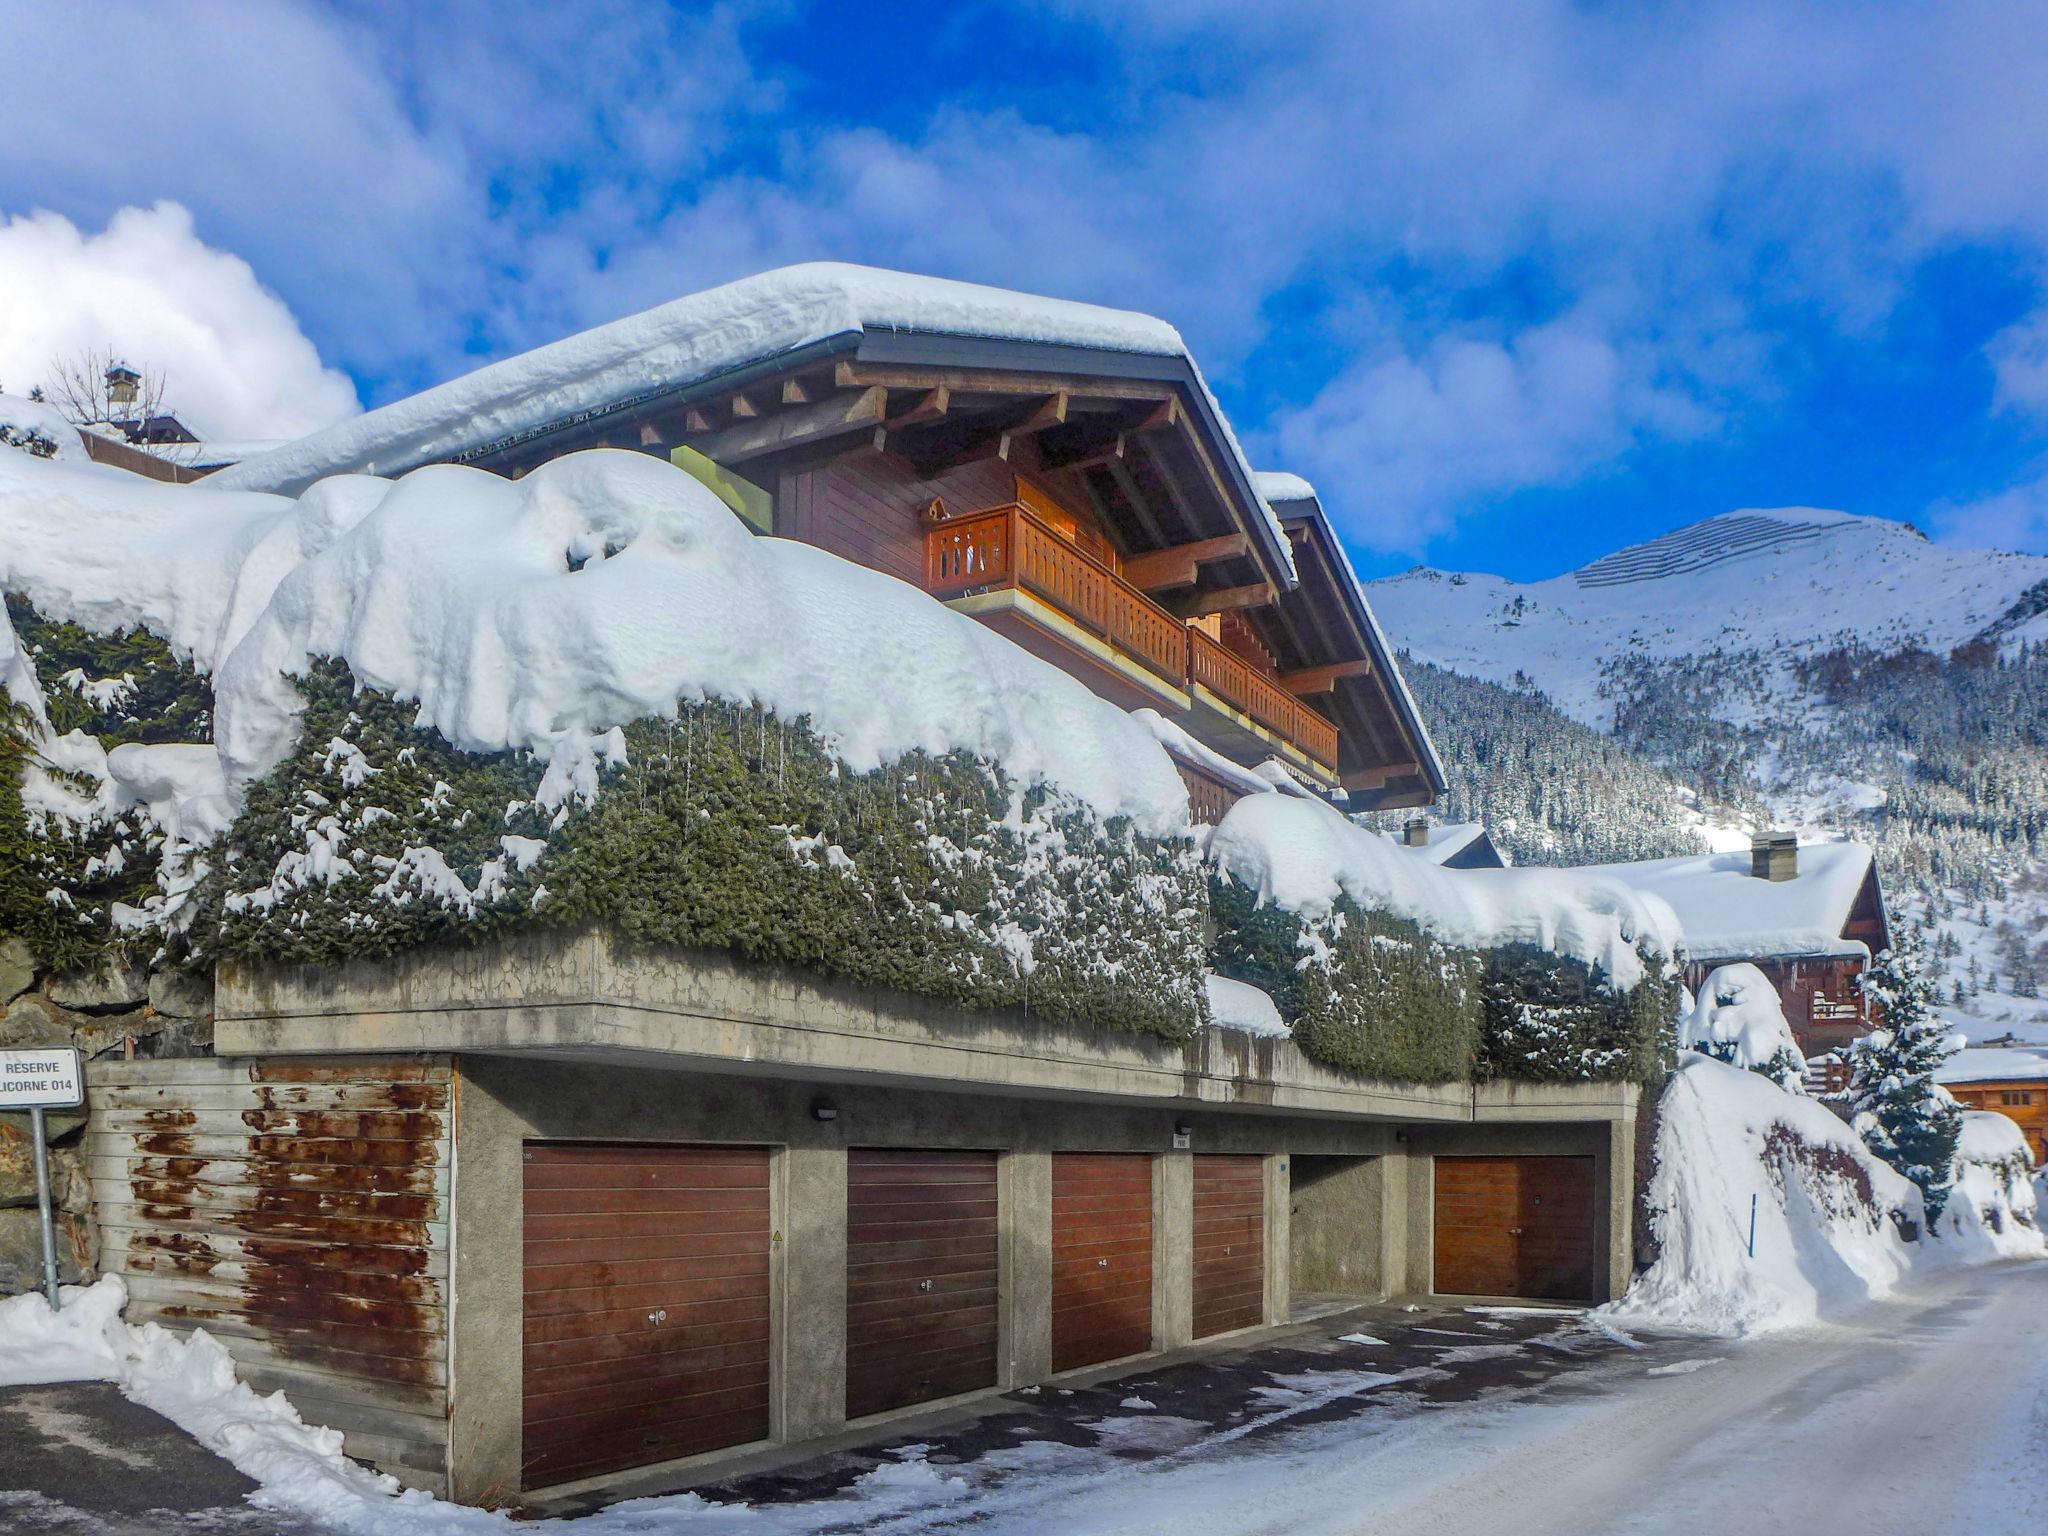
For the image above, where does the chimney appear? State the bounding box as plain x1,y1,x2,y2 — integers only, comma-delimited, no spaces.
1751,832,1797,882
1404,816,1431,848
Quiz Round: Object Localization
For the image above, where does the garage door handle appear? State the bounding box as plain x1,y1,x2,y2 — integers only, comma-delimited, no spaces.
647,1309,668,1325
1508,1228,1523,1236
1098,1258,1110,1268
919,1278,934,1293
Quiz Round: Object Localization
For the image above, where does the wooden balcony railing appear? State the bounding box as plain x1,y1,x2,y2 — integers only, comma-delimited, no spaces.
924,501,1339,771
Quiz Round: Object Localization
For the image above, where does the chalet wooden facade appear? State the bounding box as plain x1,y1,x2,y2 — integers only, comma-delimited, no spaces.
1603,836,1892,1061
1938,1050,2048,1164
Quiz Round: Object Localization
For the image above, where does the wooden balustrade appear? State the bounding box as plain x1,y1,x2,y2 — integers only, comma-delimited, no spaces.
924,502,1339,771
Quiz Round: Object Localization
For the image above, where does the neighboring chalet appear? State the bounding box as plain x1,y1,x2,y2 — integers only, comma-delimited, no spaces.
215,265,1444,820
1938,1047,2048,1164
1604,834,1890,1059
77,266,1647,1504
1387,816,1508,869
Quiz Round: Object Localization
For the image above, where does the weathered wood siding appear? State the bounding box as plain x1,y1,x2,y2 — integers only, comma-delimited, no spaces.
777,448,1047,589
84,1054,452,1489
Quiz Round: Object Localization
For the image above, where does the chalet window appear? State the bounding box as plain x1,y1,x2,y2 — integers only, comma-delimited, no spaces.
670,444,773,534
2001,1090,2033,1107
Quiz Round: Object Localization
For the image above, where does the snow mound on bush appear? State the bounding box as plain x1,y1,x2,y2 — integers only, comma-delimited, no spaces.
0,392,89,462
1937,1110,2045,1260
1607,1052,1921,1336
1208,792,1681,987
1681,963,1806,1089
0,445,1190,837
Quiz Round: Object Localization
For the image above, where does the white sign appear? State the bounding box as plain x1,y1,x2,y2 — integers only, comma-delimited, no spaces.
1171,1131,1191,1150
0,1047,84,1109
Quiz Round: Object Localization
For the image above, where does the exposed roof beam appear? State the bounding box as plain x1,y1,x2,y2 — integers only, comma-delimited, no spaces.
895,392,1068,477
1280,660,1374,695
1122,534,1250,593
837,358,1173,404
1037,396,1179,472
885,386,950,428
781,378,812,405
1103,452,1170,550
1185,582,1276,618
681,385,886,463
1342,759,1421,792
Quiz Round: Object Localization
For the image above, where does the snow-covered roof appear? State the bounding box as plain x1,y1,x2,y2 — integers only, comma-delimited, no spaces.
1385,820,1494,866
1596,841,1877,964
210,263,1293,578
1250,470,1448,801
1936,1047,2048,1085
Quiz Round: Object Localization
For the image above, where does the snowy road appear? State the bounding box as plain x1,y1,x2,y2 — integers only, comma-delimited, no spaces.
770,1260,2048,1536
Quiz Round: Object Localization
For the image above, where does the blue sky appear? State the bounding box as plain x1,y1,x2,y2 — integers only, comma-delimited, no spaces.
7,1,2048,580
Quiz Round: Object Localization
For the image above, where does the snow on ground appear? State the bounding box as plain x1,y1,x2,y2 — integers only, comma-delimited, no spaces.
1204,974,1290,1038
1209,792,1682,986
1606,1052,1923,1336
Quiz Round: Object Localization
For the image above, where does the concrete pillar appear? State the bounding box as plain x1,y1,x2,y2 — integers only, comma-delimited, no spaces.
776,1143,846,1442
446,1063,524,1507
1395,1145,1434,1296
1603,1113,1635,1303
1263,1154,1291,1325
1002,1150,1053,1385
1153,1152,1193,1349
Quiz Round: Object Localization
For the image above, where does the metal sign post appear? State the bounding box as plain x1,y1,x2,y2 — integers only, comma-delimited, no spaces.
1,1046,85,1312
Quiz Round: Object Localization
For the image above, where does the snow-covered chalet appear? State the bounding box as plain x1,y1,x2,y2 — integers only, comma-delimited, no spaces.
2,265,1686,1506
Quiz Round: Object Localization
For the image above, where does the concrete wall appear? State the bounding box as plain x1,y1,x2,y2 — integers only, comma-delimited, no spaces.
1289,1155,1383,1298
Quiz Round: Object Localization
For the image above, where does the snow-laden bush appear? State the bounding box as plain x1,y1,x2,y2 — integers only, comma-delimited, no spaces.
1682,962,1806,1092
1937,1110,2045,1258
1607,1052,1923,1336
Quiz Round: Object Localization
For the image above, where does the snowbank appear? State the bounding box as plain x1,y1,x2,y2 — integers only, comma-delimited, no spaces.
1205,974,1289,1038
1209,792,1680,988
1937,1111,2045,1260
0,392,90,462
1682,963,1805,1088
0,445,1193,842
1607,1053,1921,1336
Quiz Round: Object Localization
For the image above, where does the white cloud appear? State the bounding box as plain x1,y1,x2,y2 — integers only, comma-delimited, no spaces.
0,203,359,440
1271,319,1713,553
1986,313,2048,418
1927,469,2048,555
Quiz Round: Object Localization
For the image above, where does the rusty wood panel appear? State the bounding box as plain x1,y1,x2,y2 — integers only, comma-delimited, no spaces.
521,1142,772,1489
100,1222,450,1280
1192,1155,1265,1339
93,1081,450,1113
1051,1153,1153,1372
87,1151,449,1197
845,1148,999,1420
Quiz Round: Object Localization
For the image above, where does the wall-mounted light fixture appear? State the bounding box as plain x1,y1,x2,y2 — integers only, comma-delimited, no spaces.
1393,1129,1409,1144
810,1098,839,1123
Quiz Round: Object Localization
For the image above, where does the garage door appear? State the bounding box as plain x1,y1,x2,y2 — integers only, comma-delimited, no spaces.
1192,1154,1266,1338
1433,1155,1599,1302
521,1142,772,1489
846,1148,1000,1419
1051,1153,1154,1372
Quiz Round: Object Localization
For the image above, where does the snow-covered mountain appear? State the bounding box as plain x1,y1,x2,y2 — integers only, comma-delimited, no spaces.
1369,509,2048,727
1368,508,2048,1046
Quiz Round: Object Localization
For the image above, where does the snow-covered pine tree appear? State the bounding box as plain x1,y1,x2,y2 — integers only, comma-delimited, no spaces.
1848,942,1964,1226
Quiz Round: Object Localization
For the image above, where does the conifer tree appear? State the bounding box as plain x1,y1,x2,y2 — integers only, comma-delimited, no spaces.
1849,942,1964,1227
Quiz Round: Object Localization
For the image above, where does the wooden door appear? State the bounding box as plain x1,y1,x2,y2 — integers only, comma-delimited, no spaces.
845,1148,1000,1419
521,1142,772,1489
1433,1155,1599,1302
1192,1154,1266,1338
1051,1153,1154,1372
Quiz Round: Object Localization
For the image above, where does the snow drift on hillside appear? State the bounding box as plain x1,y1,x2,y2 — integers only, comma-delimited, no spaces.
1208,792,1681,987
1682,963,1805,1087
1939,1111,2045,1260
1608,1053,1922,1336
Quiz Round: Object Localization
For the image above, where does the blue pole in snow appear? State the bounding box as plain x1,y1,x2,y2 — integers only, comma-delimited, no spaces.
1748,1192,1758,1258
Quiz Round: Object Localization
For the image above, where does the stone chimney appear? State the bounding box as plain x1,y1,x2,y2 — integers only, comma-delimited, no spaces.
1404,816,1431,848
1751,832,1797,882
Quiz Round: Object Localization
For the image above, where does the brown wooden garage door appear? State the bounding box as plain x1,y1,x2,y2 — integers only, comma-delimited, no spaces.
521,1142,772,1489
1051,1153,1154,1372
1192,1154,1265,1338
1433,1155,1599,1302
846,1148,1000,1420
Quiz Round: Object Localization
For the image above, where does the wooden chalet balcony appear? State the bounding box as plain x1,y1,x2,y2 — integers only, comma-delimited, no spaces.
923,500,1338,773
